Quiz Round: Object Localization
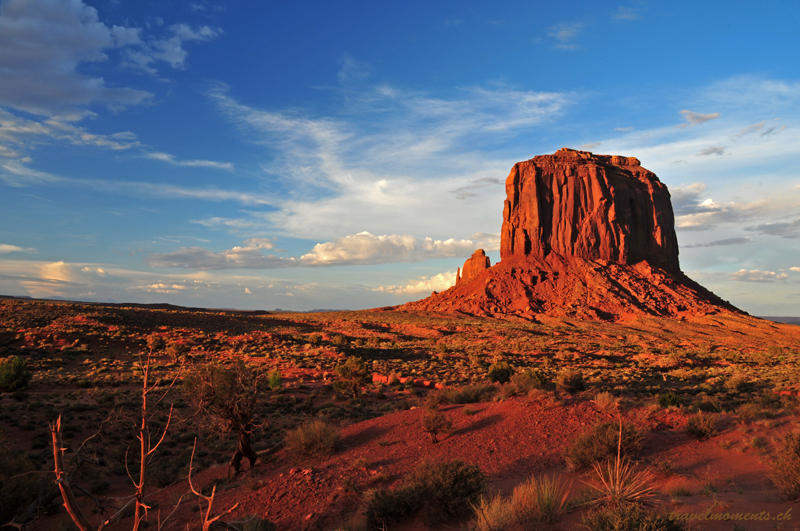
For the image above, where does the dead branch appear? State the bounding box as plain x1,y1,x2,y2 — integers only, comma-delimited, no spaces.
188,439,240,531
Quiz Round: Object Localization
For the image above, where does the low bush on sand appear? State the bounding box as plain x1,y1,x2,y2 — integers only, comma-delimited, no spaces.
564,421,645,471
686,412,716,440
511,474,572,528
770,428,800,500
556,369,585,394
427,384,497,406
284,420,341,461
365,459,487,529
578,503,686,531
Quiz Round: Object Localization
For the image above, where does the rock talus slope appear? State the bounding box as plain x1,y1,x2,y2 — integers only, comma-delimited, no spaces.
402,148,739,320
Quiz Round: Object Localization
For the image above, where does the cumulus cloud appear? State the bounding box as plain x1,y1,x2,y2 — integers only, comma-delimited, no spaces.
301,232,480,265
678,110,720,128
730,269,788,282
0,0,151,117
791,267,800,272
145,152,233,171
745,219,800,239
148,232,497,270
374,271,457,294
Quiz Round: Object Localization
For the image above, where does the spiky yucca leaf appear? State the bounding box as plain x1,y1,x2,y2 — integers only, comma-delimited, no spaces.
589,456,655,507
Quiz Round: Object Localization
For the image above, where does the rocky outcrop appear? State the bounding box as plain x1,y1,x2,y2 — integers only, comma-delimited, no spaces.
399,149,741,321
501,148,680,274
456,249,491,286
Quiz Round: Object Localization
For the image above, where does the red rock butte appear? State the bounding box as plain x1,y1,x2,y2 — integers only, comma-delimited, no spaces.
402,148,741,321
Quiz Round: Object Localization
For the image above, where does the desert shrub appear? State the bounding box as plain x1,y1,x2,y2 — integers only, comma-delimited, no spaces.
364,460,487,529
564,422,645,471
658,392,681,408
307,333,323,344
511,474,572,528
686,412,716,439
737,402,760,423
556,369,585,394
0,355,32,392
267,368,282,390
471,495,514,531
330,334,349,347
593,392,619,413
724,373,749,393
510,369,547,393
770,429,800,500
333,356,371,398
589,456,655,507
166,342,190,363
285,420,341,461
487,361,513,384
428,384,496,406
420,406,453,444
579,503,686,531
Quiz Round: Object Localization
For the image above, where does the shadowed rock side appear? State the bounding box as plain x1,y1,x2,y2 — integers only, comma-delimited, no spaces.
401,148,741,320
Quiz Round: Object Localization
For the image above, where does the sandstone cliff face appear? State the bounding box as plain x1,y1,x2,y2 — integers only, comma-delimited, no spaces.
399,148,740,321
456,249,491,286
501,148,680,274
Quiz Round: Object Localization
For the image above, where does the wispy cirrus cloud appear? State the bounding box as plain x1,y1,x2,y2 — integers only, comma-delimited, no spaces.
547,22,584,50
0,243,35,254
145,152,233,171
730,269,788,282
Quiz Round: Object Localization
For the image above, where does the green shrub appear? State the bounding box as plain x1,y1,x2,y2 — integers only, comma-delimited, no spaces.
0,356,32,392
284,420,341,461
330,334,349,347
770,429,800,500
658,392,681,408
487,361,513,384
0,432,42,523
333,356,371,398
686,412,716,440
564,421,645,471
364,460,487,529
556,369,585,394
267,368,282,391
579,503,686,531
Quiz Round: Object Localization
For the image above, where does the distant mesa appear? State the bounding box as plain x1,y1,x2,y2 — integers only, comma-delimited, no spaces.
403,148,740,321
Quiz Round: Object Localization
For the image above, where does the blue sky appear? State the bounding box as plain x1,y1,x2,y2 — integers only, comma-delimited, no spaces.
1,0,799,314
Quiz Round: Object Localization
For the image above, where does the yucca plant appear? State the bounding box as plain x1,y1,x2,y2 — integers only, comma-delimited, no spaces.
587,417,654,507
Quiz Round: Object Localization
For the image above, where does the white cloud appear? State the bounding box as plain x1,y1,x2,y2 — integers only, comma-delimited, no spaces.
0,0,151,117
147,231,497,270
374,271,457,294
678,110,720,128
0,243,34,254
745,219,800,239
675,192,800,230
123,23,222,74
207,82,571,240
730,269,788,282
301,232,480,265
791,267,800,272
547,23,584,49
145,152,233,171
337,55,371,84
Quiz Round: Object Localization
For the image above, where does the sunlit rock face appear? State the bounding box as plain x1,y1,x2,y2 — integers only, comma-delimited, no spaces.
500,148,680,274
401,149,740,321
